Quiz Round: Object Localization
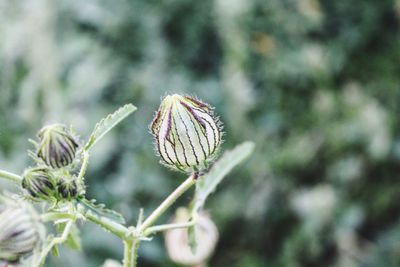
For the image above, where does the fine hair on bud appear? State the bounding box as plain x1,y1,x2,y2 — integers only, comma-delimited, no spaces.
0,199,41,262
57,178,78,200
36,124,79,169
150,94,223,173
22,167,57,201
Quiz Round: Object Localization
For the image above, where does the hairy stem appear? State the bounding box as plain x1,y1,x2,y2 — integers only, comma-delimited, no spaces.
131,239,139,267
34,220,74,267
41,212,76,222
122,238,139,267
0,169,22,183
144,221,196,236
78,152,89,184
84,211,128,239
122,173,196,267
139,173,196,232
123,240,133,267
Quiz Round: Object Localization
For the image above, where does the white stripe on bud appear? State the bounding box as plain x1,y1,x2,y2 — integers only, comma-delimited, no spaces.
36,124,79,169
151,94,222,172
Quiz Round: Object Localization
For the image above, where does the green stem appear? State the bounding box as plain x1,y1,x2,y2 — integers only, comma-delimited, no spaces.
123,240,133,267
78,152,89,184
41,212,76,222
122,173,196,267
138,173,196,232
122,238,139,267
131,239,139,267
34,220,74,267
84,211,128,239
0,169,22,183
144,221,196,236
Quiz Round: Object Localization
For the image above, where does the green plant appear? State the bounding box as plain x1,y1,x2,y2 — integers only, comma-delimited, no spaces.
0,95,254,267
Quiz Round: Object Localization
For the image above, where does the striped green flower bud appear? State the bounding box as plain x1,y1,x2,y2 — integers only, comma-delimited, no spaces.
0,201,40,261
151,95,222,172
57,178,78,200
37,124,79,169
22,167,57,200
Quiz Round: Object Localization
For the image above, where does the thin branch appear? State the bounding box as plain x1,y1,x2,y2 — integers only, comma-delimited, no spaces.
0,169,22,183
34,220,74,267
77,151,89,190
144,221,196,236
84,211,128,239
139,173,196,232
41,212,76,222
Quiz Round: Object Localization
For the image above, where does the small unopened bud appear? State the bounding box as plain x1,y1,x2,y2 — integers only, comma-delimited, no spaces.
37,124,79,169
0,200,40,262
151,95,222,172
22,167,57,200
164,208,219,266
57,178,78,200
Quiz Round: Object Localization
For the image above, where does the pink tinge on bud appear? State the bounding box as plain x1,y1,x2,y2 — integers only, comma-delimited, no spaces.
151,94,222,172
164,208,219,265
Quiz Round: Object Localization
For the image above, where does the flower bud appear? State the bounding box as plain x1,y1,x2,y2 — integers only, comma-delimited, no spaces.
22,167,57,200
164,208,218,266
102,259,122,267
151,95,222,172
37,124,79,169
57,178,78,200
0,200,40,261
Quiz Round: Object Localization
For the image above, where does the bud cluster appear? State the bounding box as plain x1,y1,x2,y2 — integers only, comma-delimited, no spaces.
22,167,79,201
151,95,222,172
21,124,81,201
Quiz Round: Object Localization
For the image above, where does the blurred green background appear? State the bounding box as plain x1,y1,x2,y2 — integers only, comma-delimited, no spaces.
1,0,400,266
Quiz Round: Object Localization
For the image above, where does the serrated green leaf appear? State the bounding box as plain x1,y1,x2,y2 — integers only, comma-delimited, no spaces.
193,141,255,211
79,198,126,224
84,104,137,151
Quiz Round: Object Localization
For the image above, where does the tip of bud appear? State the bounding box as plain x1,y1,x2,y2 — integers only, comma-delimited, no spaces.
36,124,79,169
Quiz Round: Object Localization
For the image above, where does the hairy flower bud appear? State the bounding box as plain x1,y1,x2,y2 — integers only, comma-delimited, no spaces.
164,208,219,265
57,178,78,200
22,167,57,200
0,200,40,261
151,95,222,172
37,124,79,169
